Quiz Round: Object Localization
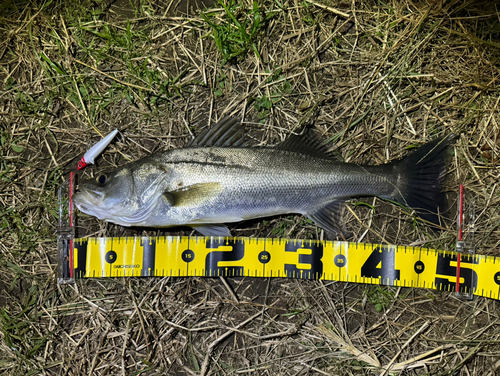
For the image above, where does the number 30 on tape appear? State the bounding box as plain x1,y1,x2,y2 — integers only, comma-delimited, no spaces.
68,236,500,300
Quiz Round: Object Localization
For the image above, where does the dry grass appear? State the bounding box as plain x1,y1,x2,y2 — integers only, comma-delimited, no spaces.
1,0,500,375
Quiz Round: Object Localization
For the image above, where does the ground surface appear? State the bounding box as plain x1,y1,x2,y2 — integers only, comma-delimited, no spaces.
1,0,500,375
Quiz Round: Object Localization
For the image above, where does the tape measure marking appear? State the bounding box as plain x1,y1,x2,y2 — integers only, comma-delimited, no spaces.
72,236,500,300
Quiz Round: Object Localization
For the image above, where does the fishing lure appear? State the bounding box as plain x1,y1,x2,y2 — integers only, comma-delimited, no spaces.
77,129,119,170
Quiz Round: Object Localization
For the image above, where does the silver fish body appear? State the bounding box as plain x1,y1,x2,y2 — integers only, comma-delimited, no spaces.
147,147,395,224
74,117,454,236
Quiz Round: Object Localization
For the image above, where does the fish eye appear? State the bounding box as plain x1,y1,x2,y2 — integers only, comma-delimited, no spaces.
96,174,107,185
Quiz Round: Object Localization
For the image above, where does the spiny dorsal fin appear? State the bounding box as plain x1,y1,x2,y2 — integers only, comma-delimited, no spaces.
186,116,254,148
275,129,341,161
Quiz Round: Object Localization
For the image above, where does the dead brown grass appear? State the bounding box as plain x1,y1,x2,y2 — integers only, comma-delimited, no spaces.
1,0,500,375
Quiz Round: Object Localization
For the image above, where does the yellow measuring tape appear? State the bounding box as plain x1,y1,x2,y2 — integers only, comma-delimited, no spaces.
68,236,500,300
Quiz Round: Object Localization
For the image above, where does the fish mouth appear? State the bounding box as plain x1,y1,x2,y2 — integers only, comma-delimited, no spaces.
76,185,104,205
73,188,109,220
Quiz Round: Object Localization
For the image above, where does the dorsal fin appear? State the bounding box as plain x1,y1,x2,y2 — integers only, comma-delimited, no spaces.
186,116,254,148
275,129,341,160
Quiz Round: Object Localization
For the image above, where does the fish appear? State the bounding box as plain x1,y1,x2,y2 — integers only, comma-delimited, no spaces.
74,116,455,237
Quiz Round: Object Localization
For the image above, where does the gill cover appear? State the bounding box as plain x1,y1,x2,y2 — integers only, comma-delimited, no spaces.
115,167,169,226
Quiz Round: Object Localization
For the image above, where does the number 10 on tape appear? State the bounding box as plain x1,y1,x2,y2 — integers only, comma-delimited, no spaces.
69,237,500,301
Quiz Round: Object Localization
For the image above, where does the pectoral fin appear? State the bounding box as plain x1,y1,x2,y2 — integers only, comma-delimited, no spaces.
192,224,232,237
164,182,222,207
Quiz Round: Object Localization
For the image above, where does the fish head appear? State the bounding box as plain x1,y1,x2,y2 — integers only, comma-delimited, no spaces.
74,160,169,226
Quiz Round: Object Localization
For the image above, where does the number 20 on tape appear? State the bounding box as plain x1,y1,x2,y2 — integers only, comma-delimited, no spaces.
70,237,500,300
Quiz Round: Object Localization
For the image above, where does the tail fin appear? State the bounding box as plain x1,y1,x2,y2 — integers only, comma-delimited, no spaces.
392,135,456,226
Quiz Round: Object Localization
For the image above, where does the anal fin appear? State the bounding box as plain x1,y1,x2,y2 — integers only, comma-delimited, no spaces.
306,200,349,237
